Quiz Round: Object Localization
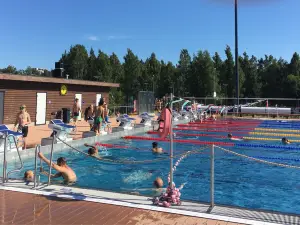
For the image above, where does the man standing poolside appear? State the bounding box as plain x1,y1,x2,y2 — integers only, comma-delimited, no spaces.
73,98,81,127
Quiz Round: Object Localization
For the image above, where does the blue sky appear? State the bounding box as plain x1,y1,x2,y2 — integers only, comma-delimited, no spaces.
0,0,298,70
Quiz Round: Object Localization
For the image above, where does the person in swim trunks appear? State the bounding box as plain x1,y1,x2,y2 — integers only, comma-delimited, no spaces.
94,98,106,135
73,98,81,126
38,152,77,184
14,105,31,150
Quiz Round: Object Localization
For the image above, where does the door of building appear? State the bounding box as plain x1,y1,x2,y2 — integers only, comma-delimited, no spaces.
36,92,47,125
0,92,4,124
96,94,102,106
75,93,82,120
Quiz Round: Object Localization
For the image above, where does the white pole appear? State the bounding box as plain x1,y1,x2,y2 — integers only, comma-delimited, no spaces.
169,93,174,188
48,134,55,185
210,144,215,208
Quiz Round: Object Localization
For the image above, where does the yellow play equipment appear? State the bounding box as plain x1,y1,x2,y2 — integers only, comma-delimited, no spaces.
243,136,300,142
255,128,300,133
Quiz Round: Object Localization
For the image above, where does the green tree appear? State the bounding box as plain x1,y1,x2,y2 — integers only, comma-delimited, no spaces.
213,52,223,96
96,50,112,82
158,61,176,97
240,53,260,97
123,49,142,102
144,53,161,94
110,53,124,83
221,46,235,98
2,65,17,74
86,48,98,81
189,51,218,98
177,49,191,96
289,52,300,76
59,44,89,79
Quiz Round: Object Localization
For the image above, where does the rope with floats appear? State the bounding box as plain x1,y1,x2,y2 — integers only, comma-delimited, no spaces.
215,145,300,169
56,136,208,164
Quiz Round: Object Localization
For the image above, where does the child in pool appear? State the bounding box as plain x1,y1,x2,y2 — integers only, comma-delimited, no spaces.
24,170,34,182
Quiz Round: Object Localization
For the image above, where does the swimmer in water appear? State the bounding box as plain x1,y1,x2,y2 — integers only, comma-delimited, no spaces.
153,177,164,188
282,137,290,144
228,133,243,141
38,152,77,184
24,170,34,182
152,142,163,153
84,143,99,156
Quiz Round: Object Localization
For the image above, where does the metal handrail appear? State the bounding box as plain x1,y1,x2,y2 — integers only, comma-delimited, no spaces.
2,132,7,183
6,134,24,181
34,144,41,188
48,134,56,185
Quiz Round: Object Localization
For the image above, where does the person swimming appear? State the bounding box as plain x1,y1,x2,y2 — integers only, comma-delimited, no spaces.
282,137,290,144
152,142,163,153
228,133,243,141
38,152,77,184
153,177,164,188
84,143,99,156
24,170,34,182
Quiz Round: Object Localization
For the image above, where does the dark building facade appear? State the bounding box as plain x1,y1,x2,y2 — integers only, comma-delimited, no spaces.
0,74,119,124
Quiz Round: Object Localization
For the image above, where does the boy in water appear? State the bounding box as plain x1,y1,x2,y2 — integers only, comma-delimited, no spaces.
24,170,34,182
38,152,77,184
152,142,163,153
84,143,99,156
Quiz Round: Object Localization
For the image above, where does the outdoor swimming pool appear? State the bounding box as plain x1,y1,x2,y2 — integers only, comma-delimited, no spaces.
3,119,300,215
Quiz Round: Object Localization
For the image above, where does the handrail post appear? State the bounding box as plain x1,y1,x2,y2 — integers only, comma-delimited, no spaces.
2,133,7,183
169,93,174,188
210,144,215,210
34,145,39,188
48,134,55,185
6,135,24,181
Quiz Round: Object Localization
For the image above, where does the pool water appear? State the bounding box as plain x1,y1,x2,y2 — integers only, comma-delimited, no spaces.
3,119,300,215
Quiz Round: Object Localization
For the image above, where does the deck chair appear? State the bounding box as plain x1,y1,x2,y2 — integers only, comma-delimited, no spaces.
48,119,75,142
116,114,136,130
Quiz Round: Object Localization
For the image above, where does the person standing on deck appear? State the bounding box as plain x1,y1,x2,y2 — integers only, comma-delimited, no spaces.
94,98,106,135
14,105,31,150
72,98,81,127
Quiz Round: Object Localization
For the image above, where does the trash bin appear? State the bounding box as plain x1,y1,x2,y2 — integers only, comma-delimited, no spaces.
62,108,71,123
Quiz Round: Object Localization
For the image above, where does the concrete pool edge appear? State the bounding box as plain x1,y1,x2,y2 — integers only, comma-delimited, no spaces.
0,182,283,225
2,119,187,162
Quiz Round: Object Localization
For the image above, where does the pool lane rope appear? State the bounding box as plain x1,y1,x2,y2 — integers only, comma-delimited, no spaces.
243,136,300,143
255,128,300,133
125,135,300,150
215,145,300,169
57,136,209,164
249,132,300,137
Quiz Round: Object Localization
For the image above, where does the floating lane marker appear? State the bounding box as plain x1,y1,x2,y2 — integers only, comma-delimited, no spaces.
249,132,300,137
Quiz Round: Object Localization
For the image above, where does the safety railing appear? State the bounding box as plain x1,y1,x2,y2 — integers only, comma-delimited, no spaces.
1,133,24,183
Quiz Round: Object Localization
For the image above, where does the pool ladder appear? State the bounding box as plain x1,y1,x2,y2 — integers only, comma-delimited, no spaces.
1,133,24,183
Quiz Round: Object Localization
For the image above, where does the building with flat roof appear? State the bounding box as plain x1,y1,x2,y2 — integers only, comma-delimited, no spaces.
0,74,119,124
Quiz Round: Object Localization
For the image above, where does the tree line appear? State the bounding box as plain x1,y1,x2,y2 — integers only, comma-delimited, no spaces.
1,44,300,106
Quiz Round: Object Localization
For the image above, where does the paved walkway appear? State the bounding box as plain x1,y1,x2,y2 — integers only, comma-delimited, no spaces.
0,190,242,225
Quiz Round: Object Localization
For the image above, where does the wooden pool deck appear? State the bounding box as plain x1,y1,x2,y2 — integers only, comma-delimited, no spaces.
0,190,241,225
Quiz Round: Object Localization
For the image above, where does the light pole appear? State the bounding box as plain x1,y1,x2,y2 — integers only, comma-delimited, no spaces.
235,0,239,108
